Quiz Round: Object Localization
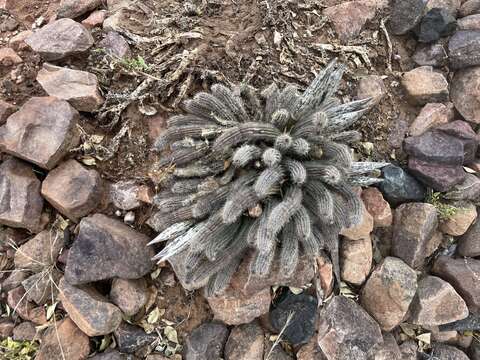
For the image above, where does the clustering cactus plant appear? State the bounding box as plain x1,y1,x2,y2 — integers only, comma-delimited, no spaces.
149,60,386,296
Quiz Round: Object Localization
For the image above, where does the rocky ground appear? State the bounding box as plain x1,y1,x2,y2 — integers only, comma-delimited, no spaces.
0,0,480,359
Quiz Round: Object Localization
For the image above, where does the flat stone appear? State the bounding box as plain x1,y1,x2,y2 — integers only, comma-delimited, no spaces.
323,1,377,43
408,157,466,192
360,257,418,331
392,203,439,268
64,214,154,284
401,66,449,105
451,66,480,124
184,322,229,360
444,174,480,201
37,64,104,112
82,10,107,29
57,0,103,19
390,0,428,35
114,322,156,354
433,256,480,313
270,292,318,346
415,8,457,43
340,201,374,240
458,216,480,257
224,321,264,360
0,97,79,170
409,103,449,137
25,19,93,61
413,43,448,67
99,31,131,59
41,159,103,222
449,30,480,69
460,0,480,17
340,237,372,286
12,322,37,341
110,278,147,316
14,230,63,272
440,203,477,236
410,275,469,326
0,100,16,125
59,278,122,337
22,269,61,305
0,47,22,66
0,158,43,232
431,343,470,359
207,287,271,325
458,14,480,30
379,164,426,206
317,296,383,360
36,318,90,360
356,75,387,105
361,187,392,228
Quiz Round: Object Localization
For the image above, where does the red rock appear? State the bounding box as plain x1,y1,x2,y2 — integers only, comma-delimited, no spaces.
36,64,104,112
401,66,449,105
0,100,16,125
451,66,480,124
0,47,22,66
7,286,47,324
57,0,103,19
82,9,107,29
59,278,122,336
0,158,43,232
356,75,387,105
146,114,167,141
409,103,449,137
0,97,80,170
14,230,63,272
99,31,131,59
440,203,477,236
360,257,418,331
36,318,90,360
361,187,392,228
340,237,372,286
12,322,37,341
110,278,147,316
25,19,94,61
296,336,328,360
408,157,466,192
0,320,14,339
316,253,334,298
41,159,103,222
224,321,264,360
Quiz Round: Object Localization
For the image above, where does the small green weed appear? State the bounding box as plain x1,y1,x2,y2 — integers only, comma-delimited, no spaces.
426,190,459,220
0,338,38,360
120,55,150,71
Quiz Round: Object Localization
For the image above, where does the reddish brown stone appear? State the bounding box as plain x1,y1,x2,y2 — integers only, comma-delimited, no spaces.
440,203,477,236
8,30,33,50
356,75,387,105
41,159,103,222
0,320,14,339
408,157,466,192
0,47,22,66
0,158,43,232
225,321,264,360
340,237,372,286
12,322,37,341
81,9,107,29
409,103,449,137
0,97,79,170
451,66,480,123
110,278,147,316
7,286,47,324
0,100,16,125
361,187,392,228
401,66,449,105
14,230,63,272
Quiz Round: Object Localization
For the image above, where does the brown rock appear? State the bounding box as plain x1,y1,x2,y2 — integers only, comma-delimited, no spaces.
401,66,449,105
360,257,418,331
14,230,63,272
432,256,480,313
316,253,334,298
224,321,264,360
2,270,29,292
340,237,372,286
184,322,229,360
59,278,122,336
8,30,33,50
392,203,439,268
110,278,147,316
57,0,103,19
340,201,374,240
36,318,90,360
25,19,93,61
296,336,328,360
317,296,383,359
431,343,470,360
0,47,22,66
22,269,62,305
41,159,103,222
458,14,480,30
361,187,392,228
460,0,480,17
0,100,15,125
0,320,14,339
439,203,477,236
82,10,107,29
12,322,37,341
370,332,402,360
458,216,480,257
207,287,271,325
409,103,449,137
7,286,47,324
98,31,131,59
64,214,154,284
451,66,480,124
356,75,387,105
0,97,79,170
0,158,43,232
37,64,104,112
409,275,469,326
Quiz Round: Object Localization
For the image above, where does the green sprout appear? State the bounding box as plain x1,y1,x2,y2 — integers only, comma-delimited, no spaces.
120,55,150,71
426,190,459,221
0,338,38,360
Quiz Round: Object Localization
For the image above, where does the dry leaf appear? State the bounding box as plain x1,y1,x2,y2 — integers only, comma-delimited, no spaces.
164,326,178,343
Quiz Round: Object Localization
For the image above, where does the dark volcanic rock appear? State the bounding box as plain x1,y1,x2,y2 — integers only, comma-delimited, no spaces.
224,321,264,360
0,158,43,232
184,322,229,360
0,97,79,170
416,8,457,43
390,0,428,35
408,157,466,192
378,165,426,206
114,323,157,354
269,292,318,346
64,214,154,284
317,296,383,359
451,66,480,124
449,30,480,69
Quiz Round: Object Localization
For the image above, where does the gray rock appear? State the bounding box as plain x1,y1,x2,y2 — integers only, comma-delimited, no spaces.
90,350,131,360
184,322,229,360
458,14,480,30
472,340,480,360
458,217,480,257
317,296,383,360
110,180,143,210
431,343,470,360
57,0,103,19
444,173,480,201
64,214,154,284
114,322,156,354
390,0,428,35
12,322,37,341
25,19,94,61
440,314,480,332
413,43,448,67
415,8,457,43
451,66,480,124
22,269,62,305
99,31,131,59
449,31,480,69
460,0,480,17
378,165,426,206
